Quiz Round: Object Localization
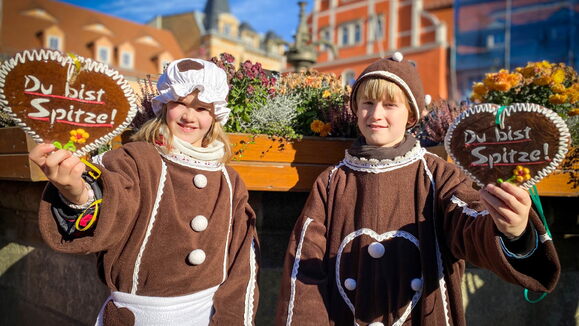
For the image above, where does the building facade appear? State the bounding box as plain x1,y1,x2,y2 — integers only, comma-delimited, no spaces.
0,0,185,81
307,0,453,100
148,0,287,72
455,0,578,99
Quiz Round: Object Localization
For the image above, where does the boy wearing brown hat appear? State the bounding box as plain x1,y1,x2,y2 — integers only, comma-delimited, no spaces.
275,53,560,326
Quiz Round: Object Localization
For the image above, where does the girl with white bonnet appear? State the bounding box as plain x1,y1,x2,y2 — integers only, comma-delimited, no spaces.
30,58,259,325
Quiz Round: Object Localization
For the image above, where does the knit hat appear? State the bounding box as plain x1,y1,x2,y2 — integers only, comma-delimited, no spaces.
152,58,231,125
350,52,431,128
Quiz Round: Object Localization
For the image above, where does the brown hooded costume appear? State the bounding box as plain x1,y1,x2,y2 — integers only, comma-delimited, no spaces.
275,54,560,326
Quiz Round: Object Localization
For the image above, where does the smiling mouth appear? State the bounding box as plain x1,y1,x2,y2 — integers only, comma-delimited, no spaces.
368,124,389,129
178,123,198,132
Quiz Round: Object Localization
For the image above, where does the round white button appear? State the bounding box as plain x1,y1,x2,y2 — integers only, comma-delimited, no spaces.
194,174,207,188
344,278,357,291
369,322,384,326
187,249,206,265
411,278,423,292
190,215,208,232
368,242,385,258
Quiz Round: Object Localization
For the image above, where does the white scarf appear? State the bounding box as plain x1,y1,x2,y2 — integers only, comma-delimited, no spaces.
171,135,225,162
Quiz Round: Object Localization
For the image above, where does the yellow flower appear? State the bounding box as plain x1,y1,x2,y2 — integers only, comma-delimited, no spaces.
533,75,552,86
69,128,90,144
551,68,566,84
483,69,519,92
310,120,325,133
569,108,579,116
551,83,566,94
472,82,487,96
322,90,332,98
512,165,531,183
535,60,552,70
549,93,568,104
319,122,332,137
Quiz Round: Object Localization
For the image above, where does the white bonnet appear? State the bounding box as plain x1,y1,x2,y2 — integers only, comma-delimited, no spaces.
152,58,231,125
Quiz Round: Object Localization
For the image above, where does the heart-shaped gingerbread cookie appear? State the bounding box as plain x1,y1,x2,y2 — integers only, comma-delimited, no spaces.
444,103,570,189
0,49,137,156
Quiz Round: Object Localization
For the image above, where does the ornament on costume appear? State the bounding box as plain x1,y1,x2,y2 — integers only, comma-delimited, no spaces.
194,174,208,188
444,103,570,189
424,94,432,106
0,49,138,157
190,215,208,232
410,278,423,292
344,278,357,291
188,249,206,265
392,51,403,62
368,241,385,258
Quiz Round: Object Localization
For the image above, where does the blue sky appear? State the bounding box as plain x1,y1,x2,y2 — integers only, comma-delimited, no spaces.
57,0,313,43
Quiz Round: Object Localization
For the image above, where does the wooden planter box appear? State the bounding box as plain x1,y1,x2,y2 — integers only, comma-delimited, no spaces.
1,127,576,196
228,133,353,191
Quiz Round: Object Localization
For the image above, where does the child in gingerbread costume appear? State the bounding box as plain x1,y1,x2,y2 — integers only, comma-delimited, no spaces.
275,53,560,326
30,58,259,325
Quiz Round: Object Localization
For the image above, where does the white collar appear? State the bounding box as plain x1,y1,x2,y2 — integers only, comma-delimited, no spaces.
343,142,425,173
157,137,224,171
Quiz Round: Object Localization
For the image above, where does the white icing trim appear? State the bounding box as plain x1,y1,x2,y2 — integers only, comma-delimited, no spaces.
356,70,420,122
327,162,345,193
221,166,234,283
159,150,223,171
343,142,425,173
450,195,489,219
0,49,138,157
335,229,423,326
244,239,258,326
421,157,451,326
444,103,570,190
287,217,314,326
131,160,168,294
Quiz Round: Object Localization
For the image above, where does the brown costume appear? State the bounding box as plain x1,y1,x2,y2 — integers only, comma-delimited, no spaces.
38,142,259,325
275,52,559,326
275,136,560,326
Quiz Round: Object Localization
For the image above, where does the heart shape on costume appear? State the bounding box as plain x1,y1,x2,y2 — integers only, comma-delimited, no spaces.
0,49,137,156
444,103,570,189
336,229,423,326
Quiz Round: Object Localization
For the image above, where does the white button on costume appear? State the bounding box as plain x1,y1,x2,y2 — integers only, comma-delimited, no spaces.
188,249,206,265
411,278,423,292
190,215,208,232
344,278,357,291
368,241,385,258
194,174,207,188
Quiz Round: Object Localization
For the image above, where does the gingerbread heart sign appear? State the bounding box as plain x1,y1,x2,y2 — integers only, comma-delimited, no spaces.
444,103,570,189
0,49,137,156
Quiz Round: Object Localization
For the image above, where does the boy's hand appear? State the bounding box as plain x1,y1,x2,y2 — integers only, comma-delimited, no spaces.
29,143,88,204
479,182,531,238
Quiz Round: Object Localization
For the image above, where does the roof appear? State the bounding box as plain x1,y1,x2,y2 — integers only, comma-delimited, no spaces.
1,0,185,78
203,0,231,31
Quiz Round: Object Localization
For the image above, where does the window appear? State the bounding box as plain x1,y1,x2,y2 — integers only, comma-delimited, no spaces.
320,28,331,50
98,46,111,64
339,21,362,47
223,23,232,36
120,51,133,69
374,15,384,40
48,36,61,50
341,26,349,46
354,24,361,43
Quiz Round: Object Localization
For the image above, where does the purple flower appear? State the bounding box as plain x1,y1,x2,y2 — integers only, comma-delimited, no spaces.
247,85,255,95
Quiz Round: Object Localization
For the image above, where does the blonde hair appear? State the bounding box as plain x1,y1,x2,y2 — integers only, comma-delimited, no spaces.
355,78,416,124
131,104,233,163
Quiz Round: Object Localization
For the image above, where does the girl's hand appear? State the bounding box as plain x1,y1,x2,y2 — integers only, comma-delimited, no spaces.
479,182,531,238
29,143,88,204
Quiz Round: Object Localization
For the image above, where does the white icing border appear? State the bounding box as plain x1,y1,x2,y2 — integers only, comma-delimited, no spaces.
335,229,423,326
444,103,571,190
131,160,167,294
343,142,426,173
0,49,138,157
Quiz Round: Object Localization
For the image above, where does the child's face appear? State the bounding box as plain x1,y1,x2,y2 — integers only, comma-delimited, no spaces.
166,91,214,147
357,94,410,147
